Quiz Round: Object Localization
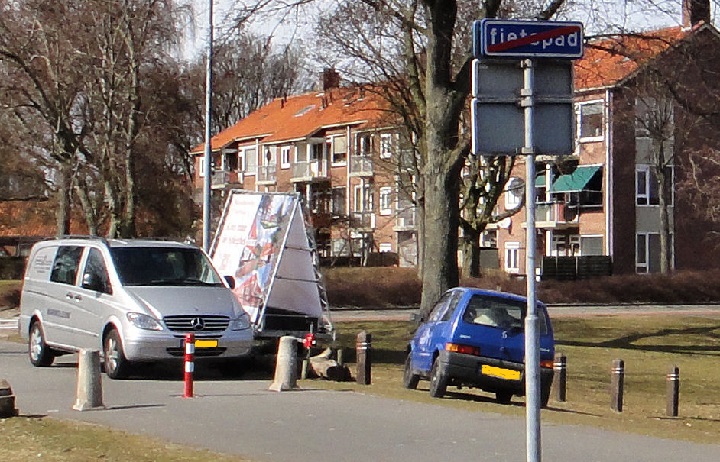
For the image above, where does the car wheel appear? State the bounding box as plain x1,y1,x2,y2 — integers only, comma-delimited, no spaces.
28,321,54,367
428,358,448,398
402,354,420,390
103,329,130,379
496,390,513,404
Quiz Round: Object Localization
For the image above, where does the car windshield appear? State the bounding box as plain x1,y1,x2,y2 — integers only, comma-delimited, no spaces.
462,295,548,334
110,246,224,287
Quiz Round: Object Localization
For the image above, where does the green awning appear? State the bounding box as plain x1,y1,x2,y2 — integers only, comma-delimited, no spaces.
535,174,546,187
551,165,601,193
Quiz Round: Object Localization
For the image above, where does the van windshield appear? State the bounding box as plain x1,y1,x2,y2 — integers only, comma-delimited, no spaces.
110,247,224,287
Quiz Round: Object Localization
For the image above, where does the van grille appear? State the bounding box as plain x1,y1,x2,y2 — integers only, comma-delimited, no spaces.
163,315,230,335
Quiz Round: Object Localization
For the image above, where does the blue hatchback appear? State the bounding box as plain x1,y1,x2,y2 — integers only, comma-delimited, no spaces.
404,288,555,406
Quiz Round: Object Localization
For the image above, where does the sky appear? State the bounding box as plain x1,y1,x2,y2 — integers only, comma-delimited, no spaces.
183,0,708,60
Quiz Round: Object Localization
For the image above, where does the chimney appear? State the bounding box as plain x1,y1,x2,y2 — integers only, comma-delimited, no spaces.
682,0,710,27
322,68,341,91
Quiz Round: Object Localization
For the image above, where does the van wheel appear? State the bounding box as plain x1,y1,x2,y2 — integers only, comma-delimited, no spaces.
540,383,552,408
28,321,54,367
103,329,130,379
403,354,420,390
428,358,447,398
496,390,513,404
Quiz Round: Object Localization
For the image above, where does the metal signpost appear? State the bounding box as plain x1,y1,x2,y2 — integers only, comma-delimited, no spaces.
472,18,584,462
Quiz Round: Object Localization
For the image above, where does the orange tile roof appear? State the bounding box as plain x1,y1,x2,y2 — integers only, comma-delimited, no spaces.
192,86,389,153
574,24,706,90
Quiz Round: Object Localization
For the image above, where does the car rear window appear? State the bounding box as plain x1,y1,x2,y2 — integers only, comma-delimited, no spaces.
462,295,548,334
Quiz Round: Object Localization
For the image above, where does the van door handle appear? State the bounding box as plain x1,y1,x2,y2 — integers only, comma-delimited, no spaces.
66,292,82,301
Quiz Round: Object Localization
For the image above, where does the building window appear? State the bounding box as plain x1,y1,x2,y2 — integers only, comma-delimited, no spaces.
331,136,347,165
636,233,661,273
580,235,604,256
379,187,392,215
280,146,291,169
504,242,520,274
504,177,524,209
578,101,604,140
353,184,374,213
636,165,673,206
380,133,393,159
332,187,346,216
357,133,373,155
198,156,206,177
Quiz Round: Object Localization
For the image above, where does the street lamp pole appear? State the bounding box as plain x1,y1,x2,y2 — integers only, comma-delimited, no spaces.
202,0,214,252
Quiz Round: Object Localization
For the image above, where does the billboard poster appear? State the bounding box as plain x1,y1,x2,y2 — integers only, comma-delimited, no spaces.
211,192,296,322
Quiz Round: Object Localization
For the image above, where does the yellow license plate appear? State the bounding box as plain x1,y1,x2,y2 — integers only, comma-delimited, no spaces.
481,365,521,381
195,339,218,348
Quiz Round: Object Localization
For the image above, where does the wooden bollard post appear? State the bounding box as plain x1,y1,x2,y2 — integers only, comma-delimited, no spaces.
666,365,680,417
553,353,567,402
610,359,624,412
356,331,371,385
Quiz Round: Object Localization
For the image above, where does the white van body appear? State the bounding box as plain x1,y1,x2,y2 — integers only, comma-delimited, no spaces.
19,237,253,378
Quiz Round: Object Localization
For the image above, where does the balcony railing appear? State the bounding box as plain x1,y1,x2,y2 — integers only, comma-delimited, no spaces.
349,154,373,176
534,202,579,228
211,170,244,189
257,165,276,184
394,207,416,230
291,161,329,182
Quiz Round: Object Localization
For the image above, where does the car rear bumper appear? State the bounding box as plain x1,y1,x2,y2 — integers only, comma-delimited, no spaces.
438,350,553,394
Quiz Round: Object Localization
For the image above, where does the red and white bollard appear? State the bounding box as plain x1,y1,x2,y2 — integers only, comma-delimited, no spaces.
184,333,195,398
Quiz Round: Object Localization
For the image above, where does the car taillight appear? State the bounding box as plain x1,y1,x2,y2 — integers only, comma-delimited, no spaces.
445,343,481,356
540,359,554,369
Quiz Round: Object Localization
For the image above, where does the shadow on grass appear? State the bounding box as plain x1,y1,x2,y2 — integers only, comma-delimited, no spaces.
557,324,720,356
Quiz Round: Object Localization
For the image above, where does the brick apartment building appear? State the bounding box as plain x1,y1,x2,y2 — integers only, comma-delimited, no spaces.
193,0,720,275
491,0,720,276
191,70,419,266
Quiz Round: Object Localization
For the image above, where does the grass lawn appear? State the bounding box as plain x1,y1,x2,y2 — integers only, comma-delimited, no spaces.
317,316,720,444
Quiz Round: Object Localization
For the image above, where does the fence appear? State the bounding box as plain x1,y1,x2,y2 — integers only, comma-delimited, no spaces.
541,256,612,281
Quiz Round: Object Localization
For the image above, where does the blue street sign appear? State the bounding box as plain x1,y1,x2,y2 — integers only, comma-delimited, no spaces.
473,19,584,59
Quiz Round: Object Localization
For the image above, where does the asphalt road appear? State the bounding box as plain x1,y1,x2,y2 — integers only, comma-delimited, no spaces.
1,338,719,462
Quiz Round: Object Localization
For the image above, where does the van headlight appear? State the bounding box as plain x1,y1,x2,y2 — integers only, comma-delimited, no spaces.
127,312,163,331
229,313,251,331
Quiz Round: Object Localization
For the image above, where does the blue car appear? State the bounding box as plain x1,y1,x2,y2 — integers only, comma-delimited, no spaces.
404,288,555,406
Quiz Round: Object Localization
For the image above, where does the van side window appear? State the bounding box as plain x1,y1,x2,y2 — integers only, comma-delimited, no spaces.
82,248,111,294
50,246,83,285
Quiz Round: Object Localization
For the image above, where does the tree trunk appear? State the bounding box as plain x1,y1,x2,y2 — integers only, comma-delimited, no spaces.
55,162,72,237
658,165,672,273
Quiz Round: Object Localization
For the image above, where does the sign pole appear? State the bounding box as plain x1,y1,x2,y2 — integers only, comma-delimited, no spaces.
522,58,541,462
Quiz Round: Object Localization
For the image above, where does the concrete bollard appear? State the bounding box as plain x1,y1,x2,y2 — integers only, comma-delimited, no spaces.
666,365,680,417
0,379,19,417
610,359,624,412
269,336,298,391
553,353,567,402
73,349,105,411
337,347,344,366
356,331,372,385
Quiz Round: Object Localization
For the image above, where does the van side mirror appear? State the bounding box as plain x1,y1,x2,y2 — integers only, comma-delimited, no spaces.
223,275,235,289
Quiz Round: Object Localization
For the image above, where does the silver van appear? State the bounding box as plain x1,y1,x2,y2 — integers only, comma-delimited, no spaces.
19,237,253,378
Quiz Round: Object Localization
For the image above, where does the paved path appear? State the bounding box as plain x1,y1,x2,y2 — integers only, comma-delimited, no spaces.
1,339,719,462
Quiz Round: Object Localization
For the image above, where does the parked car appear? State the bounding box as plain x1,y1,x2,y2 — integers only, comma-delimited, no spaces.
19,237,253,379
403,288,555,406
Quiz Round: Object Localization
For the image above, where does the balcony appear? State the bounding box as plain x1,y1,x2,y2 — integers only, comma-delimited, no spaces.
349,154,373,176
211,170,244,189
290,161,330,183
351,212,376,230
393,207,416,231
532,201,579,229
257,165,276,185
